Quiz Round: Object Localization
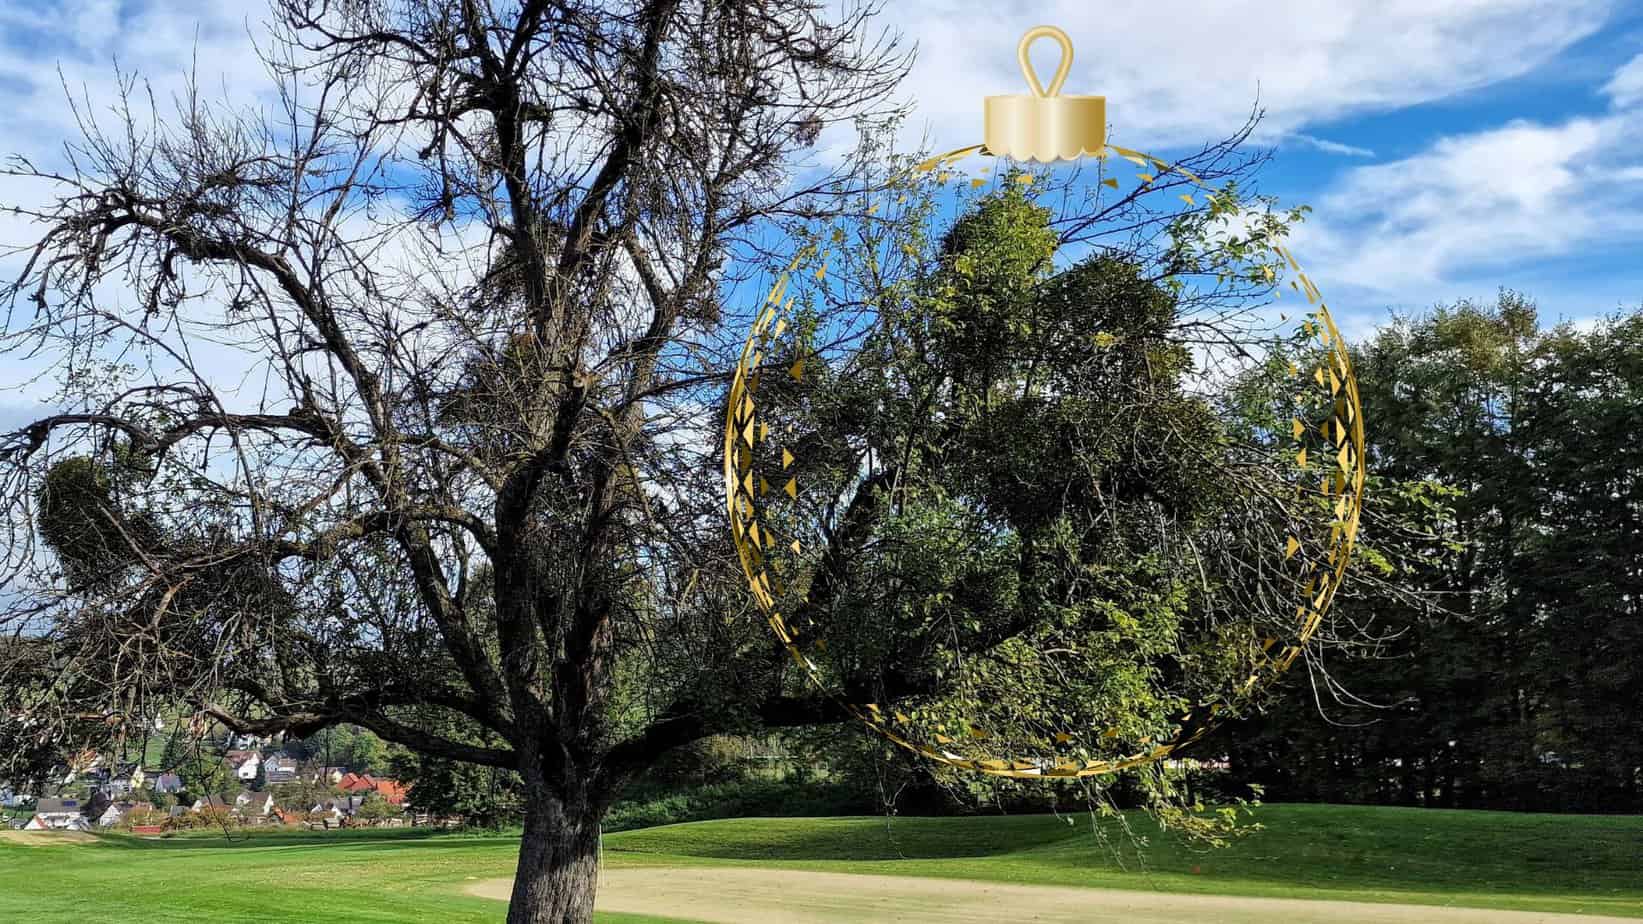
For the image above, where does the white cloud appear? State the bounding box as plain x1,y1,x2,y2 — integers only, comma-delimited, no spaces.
1603,51,1643,108
877,0,1613,153
1226,39,1643,338
1287,109,1643,303
0,0,273,163
0,1,264,402
1286,133,1375,158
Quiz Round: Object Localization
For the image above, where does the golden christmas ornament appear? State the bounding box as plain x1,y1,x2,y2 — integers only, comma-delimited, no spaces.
723,26,1366,778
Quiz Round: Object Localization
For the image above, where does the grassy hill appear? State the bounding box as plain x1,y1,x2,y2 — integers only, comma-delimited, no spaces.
0,804,1638,922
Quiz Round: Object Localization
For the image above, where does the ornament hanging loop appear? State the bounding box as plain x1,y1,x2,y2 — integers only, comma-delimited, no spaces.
984,25,1105,160
1018,25,1074,98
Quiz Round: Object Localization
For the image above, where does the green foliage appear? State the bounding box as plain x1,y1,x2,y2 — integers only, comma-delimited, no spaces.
394,747,522,826
35,456,153,587
116,805,167,829
770,182,1315,830
355,793,400,820
171,749,234,802
297,725,391,776
167,807,239,832
604,778,871,833
1229,293,1643,812
268,780,340,811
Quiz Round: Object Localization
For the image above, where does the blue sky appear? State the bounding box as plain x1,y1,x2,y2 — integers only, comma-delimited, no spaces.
1,0,1642,409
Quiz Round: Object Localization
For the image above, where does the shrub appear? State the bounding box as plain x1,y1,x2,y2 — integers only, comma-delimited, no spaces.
164,807,239,832
117,807,167,830
605,778,872,832
355,793,400,821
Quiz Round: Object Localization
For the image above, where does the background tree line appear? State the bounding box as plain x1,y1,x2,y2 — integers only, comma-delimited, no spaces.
1219,292,1643,814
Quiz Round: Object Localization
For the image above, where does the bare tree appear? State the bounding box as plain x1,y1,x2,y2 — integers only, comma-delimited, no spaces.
0,2,911,919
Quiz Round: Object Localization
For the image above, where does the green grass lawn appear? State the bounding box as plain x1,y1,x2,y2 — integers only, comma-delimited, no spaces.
610,804,1643,917
0,828,677,924
0,804,1638,922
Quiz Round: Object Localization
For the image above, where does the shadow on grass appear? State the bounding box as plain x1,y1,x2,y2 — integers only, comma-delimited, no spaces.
606,813,1087,861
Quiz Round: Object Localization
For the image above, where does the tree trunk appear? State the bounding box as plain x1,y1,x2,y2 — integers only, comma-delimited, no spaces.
507,791,603,924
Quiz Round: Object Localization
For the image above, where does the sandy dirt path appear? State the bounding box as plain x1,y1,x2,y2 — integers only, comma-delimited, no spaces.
466,867,1636,923
0,831,99,846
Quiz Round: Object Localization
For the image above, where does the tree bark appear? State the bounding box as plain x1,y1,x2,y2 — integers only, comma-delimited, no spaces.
507,786,603,924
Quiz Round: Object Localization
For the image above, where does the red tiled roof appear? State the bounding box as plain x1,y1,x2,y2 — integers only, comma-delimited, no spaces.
373,779,409,805
223,750,259,768
337,773,376,792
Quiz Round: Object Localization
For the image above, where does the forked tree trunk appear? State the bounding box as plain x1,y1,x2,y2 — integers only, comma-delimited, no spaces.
507,787,604,924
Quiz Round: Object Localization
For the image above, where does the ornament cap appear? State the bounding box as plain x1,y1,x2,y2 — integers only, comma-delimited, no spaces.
984,26,1105,162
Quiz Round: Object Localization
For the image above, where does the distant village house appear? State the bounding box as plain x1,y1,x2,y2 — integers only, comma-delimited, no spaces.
96,800,143,828
223,751,262,782
263,756,300,784
23,798,90,832
99,764,146,797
